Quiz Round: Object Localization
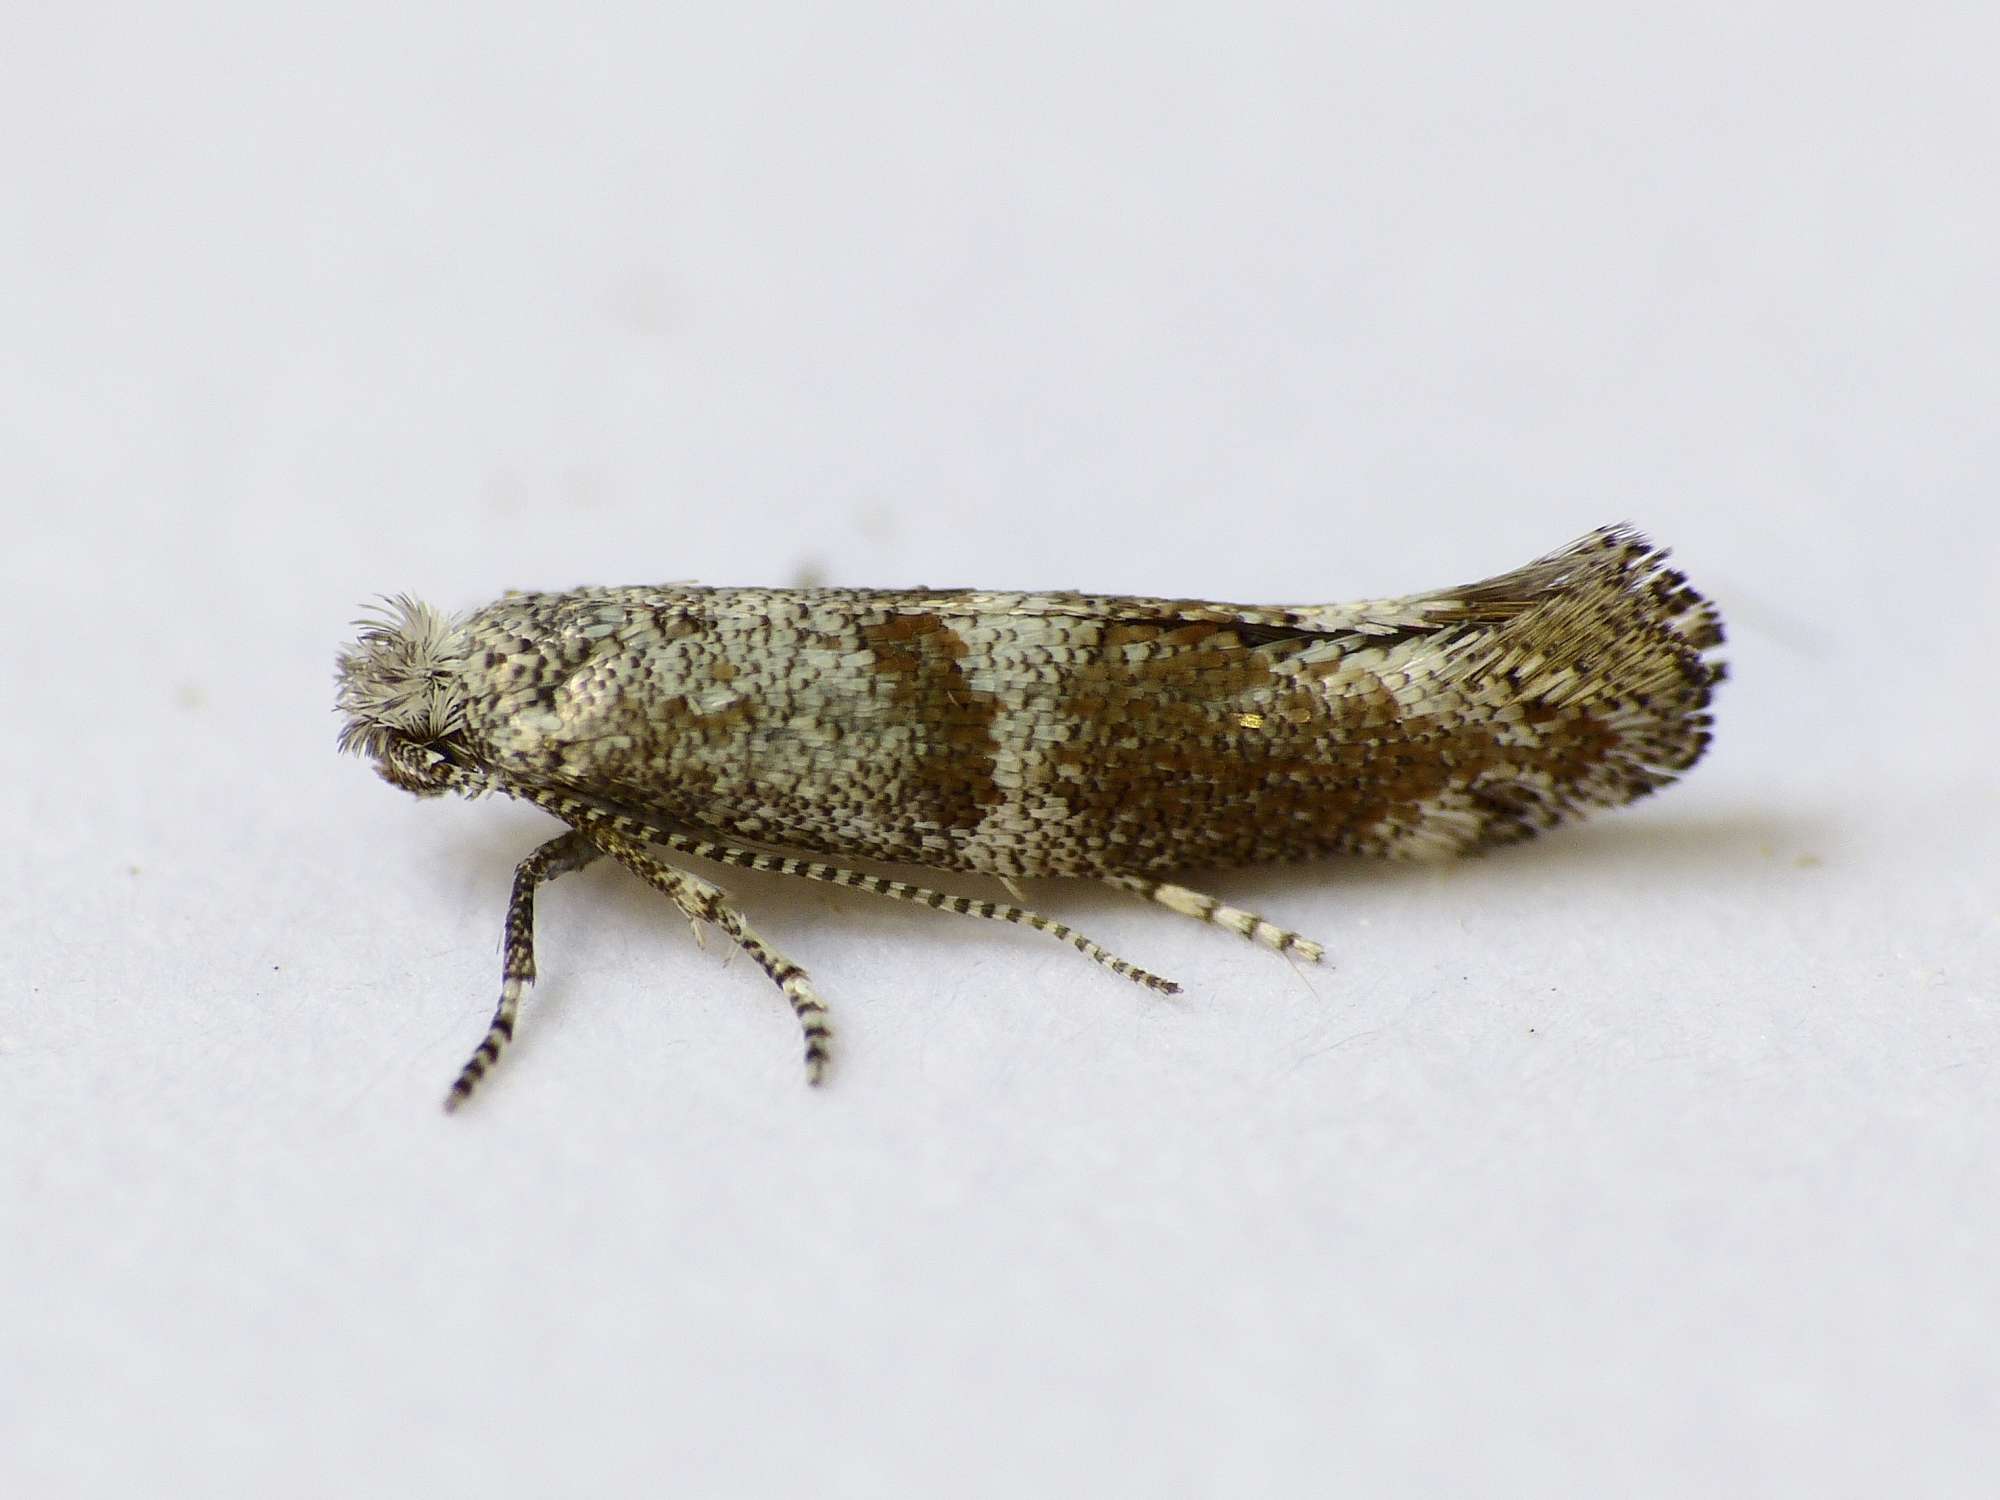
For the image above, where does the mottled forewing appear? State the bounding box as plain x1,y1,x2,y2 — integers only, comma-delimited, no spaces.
506,588,1365,876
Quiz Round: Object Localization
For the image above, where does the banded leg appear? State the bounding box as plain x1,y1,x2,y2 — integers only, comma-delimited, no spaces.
444,829,602,1112
585,826,835,1085
1103,875,1327,963
642,830,1180,995
507,782,1179,995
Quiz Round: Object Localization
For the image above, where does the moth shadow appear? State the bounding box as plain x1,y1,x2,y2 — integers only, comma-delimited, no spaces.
1482,806,1837,882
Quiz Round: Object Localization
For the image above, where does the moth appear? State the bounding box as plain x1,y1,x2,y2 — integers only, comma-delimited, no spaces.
335,524,1723,1107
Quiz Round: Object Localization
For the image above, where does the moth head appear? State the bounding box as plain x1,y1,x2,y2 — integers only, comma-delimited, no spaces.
334,596,474,798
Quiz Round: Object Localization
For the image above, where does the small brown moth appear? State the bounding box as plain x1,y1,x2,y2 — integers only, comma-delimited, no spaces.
335,524,1723,1107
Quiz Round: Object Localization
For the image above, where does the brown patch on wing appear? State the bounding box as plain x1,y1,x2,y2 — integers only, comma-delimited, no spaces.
863,613,1002,836
1049,623,1324,864
1044,618,1641,868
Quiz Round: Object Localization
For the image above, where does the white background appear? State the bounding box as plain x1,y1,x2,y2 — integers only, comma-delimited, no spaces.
6,3,1996,1494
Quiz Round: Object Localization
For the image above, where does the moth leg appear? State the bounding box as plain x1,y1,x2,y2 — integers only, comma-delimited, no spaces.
445,828,602,1112
587,827,834,1085
1103,875,1327,964
642,829,1180,995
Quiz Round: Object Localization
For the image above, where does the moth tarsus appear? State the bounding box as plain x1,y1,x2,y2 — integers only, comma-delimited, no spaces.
334,523,1723,1107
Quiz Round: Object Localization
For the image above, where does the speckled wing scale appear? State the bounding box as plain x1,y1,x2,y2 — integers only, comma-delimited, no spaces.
334,523,1724,1109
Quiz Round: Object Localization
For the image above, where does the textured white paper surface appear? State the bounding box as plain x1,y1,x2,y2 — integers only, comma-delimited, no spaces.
6,4,1995,1495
